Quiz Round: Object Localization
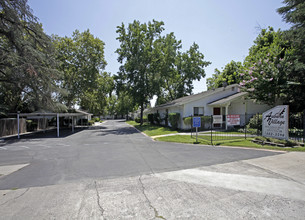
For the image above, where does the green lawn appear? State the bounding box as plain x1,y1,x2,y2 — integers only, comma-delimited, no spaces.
126,121,179,137
206,131,245,135
155,135,305,152
126,120,305,151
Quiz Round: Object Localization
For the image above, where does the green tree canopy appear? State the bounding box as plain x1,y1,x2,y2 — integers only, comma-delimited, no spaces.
0,0,62,113
240,27,294,105
239,0,305,112
79,72,114,115
116,20,210,121
116,20,164,124
277,0,305,28
53,29,109,111
277,0,305,111
156,35,210,105
206,60,242,90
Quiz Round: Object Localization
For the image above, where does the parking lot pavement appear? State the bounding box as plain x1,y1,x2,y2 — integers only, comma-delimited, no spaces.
0,120,281,190
0,152,304,219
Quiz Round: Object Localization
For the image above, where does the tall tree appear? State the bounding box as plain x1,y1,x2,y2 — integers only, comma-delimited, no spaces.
277,0,305,111
53,29,107,109
206,60,243,90
240,27,294,105
115,90,136,119
116,20,164,125
79,72,114,115
156,36,210,104
0,0,62,113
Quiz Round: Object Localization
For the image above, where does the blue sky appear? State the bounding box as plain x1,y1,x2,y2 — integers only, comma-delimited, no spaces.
28,0,291,94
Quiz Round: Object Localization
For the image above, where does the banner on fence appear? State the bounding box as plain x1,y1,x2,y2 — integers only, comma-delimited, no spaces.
227,115,240,126
262,105,289,140
213,115,222,124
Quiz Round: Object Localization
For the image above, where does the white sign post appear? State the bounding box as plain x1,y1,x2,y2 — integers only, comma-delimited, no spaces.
262,105,289,140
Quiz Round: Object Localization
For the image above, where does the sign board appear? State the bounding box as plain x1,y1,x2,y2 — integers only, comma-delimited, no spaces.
227,115,240,126
213,115,222,124
193,117,201,128
262,105,289,140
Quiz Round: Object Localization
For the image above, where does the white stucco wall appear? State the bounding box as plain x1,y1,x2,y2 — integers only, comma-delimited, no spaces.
150,85,277,130
183,86,238,117
152,106,183,128
228,99,273,126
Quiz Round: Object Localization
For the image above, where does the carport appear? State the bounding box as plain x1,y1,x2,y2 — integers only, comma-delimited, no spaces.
15,112,90,138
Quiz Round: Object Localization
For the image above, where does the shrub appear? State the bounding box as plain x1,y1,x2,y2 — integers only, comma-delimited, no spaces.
93,117,100,122
247,114,262,130
201,116,212,125
183,116,212,128
168,113,180,129
153,113,160,125
143,116,148,122
26,120,37,131
254,136,298,147
147,114,154,124
88,120,95,125
183,117,192,126
135,117,148,123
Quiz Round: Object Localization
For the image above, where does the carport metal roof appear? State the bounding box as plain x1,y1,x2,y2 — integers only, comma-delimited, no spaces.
18,112,86,117
12,112,91,139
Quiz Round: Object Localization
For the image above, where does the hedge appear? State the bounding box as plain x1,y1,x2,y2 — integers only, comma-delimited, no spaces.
183,116,212,127
183,117,192,126
153,113,161,125
168,113,180,129
135,117,148,123
147,114,154,124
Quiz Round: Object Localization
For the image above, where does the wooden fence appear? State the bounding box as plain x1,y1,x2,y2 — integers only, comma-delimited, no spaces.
0,118,26,137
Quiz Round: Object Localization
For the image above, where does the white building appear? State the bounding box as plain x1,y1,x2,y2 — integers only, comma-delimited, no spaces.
149,84,275,130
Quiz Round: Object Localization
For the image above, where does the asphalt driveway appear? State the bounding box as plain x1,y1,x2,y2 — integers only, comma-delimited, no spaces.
0,120,280,190
1,120,305,219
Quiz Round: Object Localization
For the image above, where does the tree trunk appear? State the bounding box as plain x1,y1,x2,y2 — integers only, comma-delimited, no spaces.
140,103,144,126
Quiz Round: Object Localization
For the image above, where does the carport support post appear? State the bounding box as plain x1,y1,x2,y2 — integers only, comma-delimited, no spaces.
17,111,20,139
303,109,305,143
72,116,74,133
57,113,59,137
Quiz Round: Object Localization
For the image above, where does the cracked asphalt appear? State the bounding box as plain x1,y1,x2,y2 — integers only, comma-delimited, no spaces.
0,120,305,219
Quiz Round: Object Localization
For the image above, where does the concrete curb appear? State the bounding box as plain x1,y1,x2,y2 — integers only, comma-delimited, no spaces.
124,122,154,140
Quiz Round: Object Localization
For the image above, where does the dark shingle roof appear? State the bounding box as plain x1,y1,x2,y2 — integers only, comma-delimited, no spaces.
154,84,239,109
208,92,248,106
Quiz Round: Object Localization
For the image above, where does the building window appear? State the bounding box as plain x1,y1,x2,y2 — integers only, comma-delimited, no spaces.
194,107,199,116
194,107,204,116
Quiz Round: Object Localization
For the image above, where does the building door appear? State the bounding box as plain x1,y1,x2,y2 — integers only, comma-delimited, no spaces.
213,107,221,128
213,107,221,115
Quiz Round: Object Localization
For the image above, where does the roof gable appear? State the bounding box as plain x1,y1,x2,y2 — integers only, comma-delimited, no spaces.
154,84,239,109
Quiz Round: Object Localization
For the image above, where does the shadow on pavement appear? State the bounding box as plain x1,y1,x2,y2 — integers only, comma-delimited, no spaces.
92,126,139,136
0,127,87,146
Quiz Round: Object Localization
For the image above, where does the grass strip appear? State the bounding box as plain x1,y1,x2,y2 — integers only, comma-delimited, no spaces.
126,121,178,137
156,135,305,152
